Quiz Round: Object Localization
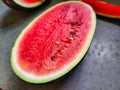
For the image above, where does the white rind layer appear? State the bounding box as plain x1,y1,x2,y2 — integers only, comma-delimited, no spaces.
13,0,45,8
11,1,96,84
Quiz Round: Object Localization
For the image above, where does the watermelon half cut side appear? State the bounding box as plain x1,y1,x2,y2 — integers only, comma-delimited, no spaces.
11,1,96,84
2,0,45,10
13,0,45,8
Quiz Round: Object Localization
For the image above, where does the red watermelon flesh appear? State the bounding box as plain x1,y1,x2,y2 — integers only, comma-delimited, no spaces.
11,0,45,8
20,0,42,4
11,1,96,83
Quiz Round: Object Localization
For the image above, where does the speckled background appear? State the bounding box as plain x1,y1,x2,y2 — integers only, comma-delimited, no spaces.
0,0,120,90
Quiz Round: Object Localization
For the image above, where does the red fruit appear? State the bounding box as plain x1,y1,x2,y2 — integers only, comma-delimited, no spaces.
3,0,45,10
11,1,96,83
82,0,120,18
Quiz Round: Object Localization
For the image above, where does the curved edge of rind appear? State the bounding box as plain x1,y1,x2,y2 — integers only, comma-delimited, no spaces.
10,1,96,84
81,0,120,19
96,12,120,19
13,0,45,8
2,0,45,11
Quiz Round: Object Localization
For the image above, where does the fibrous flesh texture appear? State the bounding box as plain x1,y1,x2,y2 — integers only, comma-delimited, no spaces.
11,1,96,83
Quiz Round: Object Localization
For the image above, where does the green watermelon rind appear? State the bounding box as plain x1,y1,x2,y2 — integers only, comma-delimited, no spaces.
13,0,45,8
11,1,96,84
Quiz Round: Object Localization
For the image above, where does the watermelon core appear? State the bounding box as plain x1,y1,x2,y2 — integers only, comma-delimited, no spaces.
11,1,96,83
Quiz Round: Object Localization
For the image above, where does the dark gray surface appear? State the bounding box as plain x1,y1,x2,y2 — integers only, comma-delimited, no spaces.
0,0,120,90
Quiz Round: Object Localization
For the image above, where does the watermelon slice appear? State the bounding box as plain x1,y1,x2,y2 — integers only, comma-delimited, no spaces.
2,0,45,10
11,1,96,83
13,0,45,8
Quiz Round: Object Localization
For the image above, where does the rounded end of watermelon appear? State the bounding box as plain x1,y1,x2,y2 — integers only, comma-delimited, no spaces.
10,1,96,84
13,0,45,8
2,0,46,11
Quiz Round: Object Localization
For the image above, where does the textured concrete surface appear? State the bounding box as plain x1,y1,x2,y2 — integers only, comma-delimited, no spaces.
0,0,120,90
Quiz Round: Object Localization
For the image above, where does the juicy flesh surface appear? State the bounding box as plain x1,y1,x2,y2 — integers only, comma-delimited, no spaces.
20,0,42,4
82,0,120,17
94,1,120,17
18,2,92,76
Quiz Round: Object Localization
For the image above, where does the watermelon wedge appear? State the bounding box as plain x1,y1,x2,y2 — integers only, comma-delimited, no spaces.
2,0,45,10
11,1,96,83
13,0,45,8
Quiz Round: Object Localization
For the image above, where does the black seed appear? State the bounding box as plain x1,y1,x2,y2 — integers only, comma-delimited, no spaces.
51,56,55,61
71,22,80,27
70,31,75,35
58,50,61,52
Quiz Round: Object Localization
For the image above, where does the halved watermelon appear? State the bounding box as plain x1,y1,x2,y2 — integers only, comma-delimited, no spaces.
2,0,45,10
13,0,45,8
11,1,96,83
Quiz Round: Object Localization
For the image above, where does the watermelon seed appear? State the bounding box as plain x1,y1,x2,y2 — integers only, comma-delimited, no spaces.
56,41,60,44
70,31,75,35
69,37,74,40
61,37,72,44
71,22,80,27
57,50,61,52
51,56,55,61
